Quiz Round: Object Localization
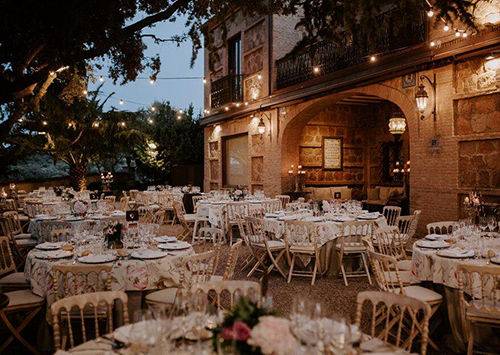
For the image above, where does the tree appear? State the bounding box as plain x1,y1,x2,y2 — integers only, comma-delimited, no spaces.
0,0,478,144
11,86,145,190
135,102,203,184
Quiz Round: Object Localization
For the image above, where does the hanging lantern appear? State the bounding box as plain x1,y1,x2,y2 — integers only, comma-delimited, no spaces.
258,118,265,134
388,112,407,136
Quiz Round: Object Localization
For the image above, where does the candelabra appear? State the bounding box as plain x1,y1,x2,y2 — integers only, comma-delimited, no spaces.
288,164,306,192
101,172,114,191
393,160,410,197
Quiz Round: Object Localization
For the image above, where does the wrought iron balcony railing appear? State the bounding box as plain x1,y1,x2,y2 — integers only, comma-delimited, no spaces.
210,74,244,109
276,10,426,90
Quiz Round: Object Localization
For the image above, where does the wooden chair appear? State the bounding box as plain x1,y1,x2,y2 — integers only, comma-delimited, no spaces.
52,264,112,302
0,236,29,292
458,264,500,355
25,201,44,218
193,227,224,246
356,291,431,355
191,280,261,310
367,249,442,351
336,220,374,286
276,195,290,210
0,217,36,267
145,250,218,307
427,221,455,235
3,208,29,230
173,201,195,240
0,287,44,354
374,226,412,271
192,195,205,212
40,220,72,243
262,199,281,213
2,211,32,240
383,206,402,227
216,239,243,281
286,202,309,212
51,291,129,351
284,220,325,285
226,202,249,245
397,210,421,241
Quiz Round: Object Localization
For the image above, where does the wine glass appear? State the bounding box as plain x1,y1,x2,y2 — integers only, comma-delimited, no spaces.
479,217,488,236
488,216,498,237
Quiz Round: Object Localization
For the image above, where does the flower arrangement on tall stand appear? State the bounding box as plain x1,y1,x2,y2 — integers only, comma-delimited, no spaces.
229,186,246,202
464,190,484,224
103,221,125,249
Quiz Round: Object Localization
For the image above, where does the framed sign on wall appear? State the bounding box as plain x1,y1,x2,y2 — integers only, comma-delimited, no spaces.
322,137,343,170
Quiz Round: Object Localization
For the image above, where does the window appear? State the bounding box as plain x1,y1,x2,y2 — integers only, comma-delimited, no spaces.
223,134,248,186
228,34,242,75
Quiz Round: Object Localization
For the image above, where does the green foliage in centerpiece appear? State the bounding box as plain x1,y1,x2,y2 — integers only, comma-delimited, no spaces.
103,221,125,249
229,186,246,202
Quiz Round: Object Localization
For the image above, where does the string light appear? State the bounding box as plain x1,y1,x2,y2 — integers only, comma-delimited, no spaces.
455,30,461,37
203,78,207,84
119,121,126,127
430,41,436,47
178,109,183,114
370,56,376,62
225,106,229,111
462,32,468,38
236,103,241,107
427,10,434,18
119,99,124,105
313,66,320,73
148,119,154,124
49,71,55,76
177,115,182,120
83,90,88,95
149,77,155,85
257,74,262,80
99,76,104,82
443,25,450,31
244,102,249,106
42,121,48,126
151,106,156,112
92,122,100,128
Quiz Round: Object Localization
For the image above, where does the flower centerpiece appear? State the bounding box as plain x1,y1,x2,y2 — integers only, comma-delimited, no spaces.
103,221,126,249
464,190,484,220
213,296,281,354
72,200,88,217
229,186,246,202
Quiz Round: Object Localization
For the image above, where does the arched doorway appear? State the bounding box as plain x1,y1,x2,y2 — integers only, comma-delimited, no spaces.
279,84,417,211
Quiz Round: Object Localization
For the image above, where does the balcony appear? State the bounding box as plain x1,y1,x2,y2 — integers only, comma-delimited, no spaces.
210,74,244,109
276,10,426,90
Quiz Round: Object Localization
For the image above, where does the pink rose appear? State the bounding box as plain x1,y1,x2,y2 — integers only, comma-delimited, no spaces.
222,321,251,342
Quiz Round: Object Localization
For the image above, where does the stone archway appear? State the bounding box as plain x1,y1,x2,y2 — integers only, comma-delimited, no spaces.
278,82,418,196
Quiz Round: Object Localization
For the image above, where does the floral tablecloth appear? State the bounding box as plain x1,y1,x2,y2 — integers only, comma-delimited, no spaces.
24,247,194,306
28,214,126,242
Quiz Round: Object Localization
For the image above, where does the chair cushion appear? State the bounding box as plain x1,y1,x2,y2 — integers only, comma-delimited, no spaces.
184,214,196,222
16,238,37,246
210,275,223,282
383,270,413,285
0,272,27,285
18,215,29,222
145,287,179,305
379,187,392,202
290,246,315,253
335,243,366,253
397,260,412,271
14,233,32,240
254,240,285,249
403,285,442,303
6,289,44,307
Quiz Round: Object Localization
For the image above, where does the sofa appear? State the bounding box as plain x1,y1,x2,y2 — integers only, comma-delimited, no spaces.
362,186,405,207
306,186,353,201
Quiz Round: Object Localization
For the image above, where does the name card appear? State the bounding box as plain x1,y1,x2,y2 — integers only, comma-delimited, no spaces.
323,137,343,170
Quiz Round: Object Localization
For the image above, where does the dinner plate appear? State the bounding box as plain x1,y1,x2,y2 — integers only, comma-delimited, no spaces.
35,216,58,221
278,216,297,221
302,217,324,222
78,254,117,264
437,248,475,258
330,216,355,222
416,240,450,249
490,257,500,265
131,250,169,259
425,234,449,241
357,214,380,220
64,216,84,222
158,241,191,250
36,242,62,251
155,236,177,243
34,250,74,260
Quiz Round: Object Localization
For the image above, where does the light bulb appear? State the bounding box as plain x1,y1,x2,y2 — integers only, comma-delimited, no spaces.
443,25,450,31
225,107,229,111
149,78,155,84
313,67,320,73
148,119,154,124
430,41,436,47
177,115,181,120
203,78,207,84
370,56,376,62
257,74,262,80
455,31,461,37
427,10,434,17
83,90,88,95
178,109,183,113
42,121,48,126
119,99,124,105
151,107,156,112
120,122,126,127
462,32,468,38
99,76,104,82
244,102,248,106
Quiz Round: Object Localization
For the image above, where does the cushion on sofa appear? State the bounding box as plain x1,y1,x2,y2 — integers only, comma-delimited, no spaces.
330,186,347,200
367,188,380,200
312,187,333,200
340,187,352,200
379,187,393,202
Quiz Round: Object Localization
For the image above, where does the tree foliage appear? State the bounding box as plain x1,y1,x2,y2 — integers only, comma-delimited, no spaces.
0,0,480,144
135,101,203,184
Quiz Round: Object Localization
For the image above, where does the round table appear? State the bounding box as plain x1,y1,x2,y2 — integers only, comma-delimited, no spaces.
24,247,194,307
412,242,500,352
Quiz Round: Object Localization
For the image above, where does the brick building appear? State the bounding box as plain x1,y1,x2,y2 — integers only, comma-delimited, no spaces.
200,4,500,232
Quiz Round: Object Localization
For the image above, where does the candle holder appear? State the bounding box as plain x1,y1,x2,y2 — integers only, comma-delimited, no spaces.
101,172,114,191
288,164,306,192
393,160,410,198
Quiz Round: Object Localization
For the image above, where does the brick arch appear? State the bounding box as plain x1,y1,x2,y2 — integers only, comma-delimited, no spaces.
279,83,418,192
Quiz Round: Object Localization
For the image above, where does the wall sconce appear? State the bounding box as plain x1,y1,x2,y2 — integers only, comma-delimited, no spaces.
485,51,500,70
257,118,266,134
415,74,437,121
388,111,406,140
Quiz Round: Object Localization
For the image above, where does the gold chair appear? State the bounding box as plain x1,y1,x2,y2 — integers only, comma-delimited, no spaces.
284,220,325,285
145,250,218,307
49,228,72,243
336,220,374,286
191,280,261,310
2,211,32,240
426,221,455,235
51,291,129,351
355,290,431,355
276,195,290,210
458,264,500,355
374,226,412,273
262,199,281,213
0,236,29,291
383,206,402,226
226,202,249,245
367,249,442,351
0,217,36,266
173,201,195,240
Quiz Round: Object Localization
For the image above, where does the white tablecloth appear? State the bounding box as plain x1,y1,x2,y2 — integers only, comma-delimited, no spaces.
24,247,194,306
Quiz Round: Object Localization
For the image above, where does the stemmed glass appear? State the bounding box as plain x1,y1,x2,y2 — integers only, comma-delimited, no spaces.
488,216,498,237
479,217,488,237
